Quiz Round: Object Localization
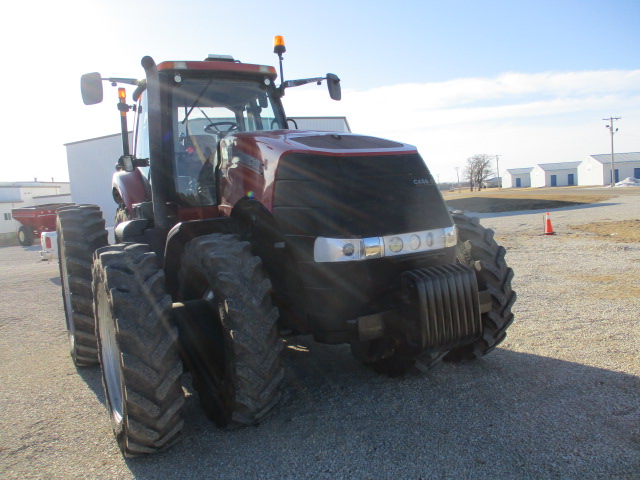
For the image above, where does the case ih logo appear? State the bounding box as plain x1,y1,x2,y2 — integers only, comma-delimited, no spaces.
413,178,431,185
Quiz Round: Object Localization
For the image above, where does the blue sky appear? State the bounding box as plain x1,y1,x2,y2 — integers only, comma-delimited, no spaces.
1,0,639,182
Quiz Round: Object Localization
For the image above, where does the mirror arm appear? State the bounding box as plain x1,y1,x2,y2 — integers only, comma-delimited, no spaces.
117,155,149,172
282,76,326,89
105,77,140,86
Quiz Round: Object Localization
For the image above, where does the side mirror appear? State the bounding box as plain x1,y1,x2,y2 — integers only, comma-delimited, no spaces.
81,72,103,105
326,73,341,101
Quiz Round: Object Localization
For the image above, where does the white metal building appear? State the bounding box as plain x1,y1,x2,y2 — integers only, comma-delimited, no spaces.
578,152,640,185
289,117,351,133
64,133,133,228
503,167,533,188
64,117,351,228
530,162,580,188
482,177,501,188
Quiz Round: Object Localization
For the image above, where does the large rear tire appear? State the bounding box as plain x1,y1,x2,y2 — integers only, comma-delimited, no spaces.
92,243,184,456
17,225,34,246
57,205,108,366
178,233,283,428
444,212,516,362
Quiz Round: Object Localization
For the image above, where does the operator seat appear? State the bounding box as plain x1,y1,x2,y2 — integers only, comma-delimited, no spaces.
197,146,217,204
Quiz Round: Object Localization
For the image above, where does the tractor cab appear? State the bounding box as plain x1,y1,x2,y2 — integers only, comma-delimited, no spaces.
82,48,340,230
131,58,286,210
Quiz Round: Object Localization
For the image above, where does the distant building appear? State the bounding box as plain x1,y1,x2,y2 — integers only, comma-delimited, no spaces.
482,176,501,188
288,117,351,133
503,168,533,188
531,162,580,188
578,152,640,185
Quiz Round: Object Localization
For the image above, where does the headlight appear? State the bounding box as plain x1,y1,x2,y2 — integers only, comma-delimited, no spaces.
314,225,457,263
313,237,364,262
444,226,457,247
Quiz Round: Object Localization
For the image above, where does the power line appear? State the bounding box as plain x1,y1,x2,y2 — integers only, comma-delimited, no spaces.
602,117,621,187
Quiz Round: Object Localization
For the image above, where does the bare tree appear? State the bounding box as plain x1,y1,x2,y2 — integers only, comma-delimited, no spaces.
464,154,495,191
463,158,475,191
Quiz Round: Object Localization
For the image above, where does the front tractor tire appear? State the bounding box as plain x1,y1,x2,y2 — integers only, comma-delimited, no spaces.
445,211,516,362
57,205,108,366
351,213,516,377
177,233,283,428
92,243,184,456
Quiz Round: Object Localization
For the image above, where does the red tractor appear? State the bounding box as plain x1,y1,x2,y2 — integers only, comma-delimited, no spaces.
58,37,516,456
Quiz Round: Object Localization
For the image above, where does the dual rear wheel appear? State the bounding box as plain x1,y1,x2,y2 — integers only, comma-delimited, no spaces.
58,214,284,455
90,234,284,455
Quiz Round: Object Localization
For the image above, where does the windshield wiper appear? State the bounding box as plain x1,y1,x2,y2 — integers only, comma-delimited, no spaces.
181,79,213,124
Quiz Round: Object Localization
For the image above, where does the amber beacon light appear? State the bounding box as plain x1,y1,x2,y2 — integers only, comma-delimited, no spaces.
273,35,286,56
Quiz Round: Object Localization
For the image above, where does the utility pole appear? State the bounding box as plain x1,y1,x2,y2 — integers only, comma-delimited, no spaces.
454,166,460,193
603,117,621,187
495,155,501,188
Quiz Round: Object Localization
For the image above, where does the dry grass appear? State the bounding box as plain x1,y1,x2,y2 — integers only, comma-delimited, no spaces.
568,220,640,243
570,272,640,299
442,188,611,213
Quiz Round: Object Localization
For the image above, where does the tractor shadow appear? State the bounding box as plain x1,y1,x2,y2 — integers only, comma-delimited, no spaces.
469,201,620,219
122,341,640,479
76,365,107,406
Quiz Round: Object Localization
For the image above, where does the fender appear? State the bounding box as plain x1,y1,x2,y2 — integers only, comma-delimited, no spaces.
231,198,310,334
163,217,237,298
112,169,149,216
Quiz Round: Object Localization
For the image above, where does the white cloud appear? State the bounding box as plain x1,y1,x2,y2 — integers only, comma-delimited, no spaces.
284,70,640,181
3,68,638,183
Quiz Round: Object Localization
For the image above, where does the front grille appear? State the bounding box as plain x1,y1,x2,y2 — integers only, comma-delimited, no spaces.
402,264,482,351
273,153,450,238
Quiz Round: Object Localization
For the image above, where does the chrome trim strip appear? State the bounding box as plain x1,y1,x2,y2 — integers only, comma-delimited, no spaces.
314,225,456,263
363,237,383,259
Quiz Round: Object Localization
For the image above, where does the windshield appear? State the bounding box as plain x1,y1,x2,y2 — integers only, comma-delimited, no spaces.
171,76,280,206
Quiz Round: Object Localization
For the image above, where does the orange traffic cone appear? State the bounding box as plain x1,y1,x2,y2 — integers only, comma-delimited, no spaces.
544,212,555,235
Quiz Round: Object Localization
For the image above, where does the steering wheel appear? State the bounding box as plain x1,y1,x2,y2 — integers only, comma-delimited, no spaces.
204,122,239,135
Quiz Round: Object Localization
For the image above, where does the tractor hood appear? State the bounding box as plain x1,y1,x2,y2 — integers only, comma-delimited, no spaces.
217,129,451,241
223,130,419,161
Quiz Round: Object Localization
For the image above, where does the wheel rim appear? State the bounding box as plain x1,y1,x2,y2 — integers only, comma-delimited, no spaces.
97,286,124,423
59,235,76,351
18,230,25,243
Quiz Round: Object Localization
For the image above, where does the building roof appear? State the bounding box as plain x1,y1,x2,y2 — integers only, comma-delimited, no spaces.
589,152,640,164
64,132,125,147
506,167,533,174
0,182,70,188
536,162,581,171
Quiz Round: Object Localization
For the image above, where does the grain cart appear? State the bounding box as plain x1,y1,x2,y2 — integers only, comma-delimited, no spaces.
59,37,516,456
12,203,72,246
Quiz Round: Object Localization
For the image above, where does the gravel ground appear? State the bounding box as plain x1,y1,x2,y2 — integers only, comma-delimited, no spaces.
1,188,638,480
